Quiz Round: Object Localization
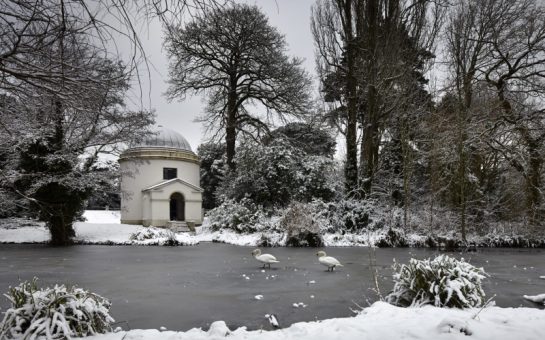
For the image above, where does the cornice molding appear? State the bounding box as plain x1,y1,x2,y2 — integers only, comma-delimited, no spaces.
119,147,200,165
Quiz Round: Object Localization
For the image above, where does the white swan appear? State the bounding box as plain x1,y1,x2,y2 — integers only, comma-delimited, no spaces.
252,249,279,269
316,250,343,271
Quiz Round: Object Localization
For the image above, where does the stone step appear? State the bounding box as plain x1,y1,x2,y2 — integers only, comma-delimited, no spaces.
166,221,194,233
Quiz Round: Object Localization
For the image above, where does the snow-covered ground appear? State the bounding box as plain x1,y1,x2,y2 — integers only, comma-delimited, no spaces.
0,220,50,243
0,210,381,246
0,218,382,247
83,210,121,224
0,210,539,248
87,301,545,340
0,211,198,245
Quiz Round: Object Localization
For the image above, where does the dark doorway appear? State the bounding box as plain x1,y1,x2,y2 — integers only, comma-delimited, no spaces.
169,193,185,221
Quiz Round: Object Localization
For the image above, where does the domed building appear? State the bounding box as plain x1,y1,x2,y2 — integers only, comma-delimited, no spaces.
119,127,203,227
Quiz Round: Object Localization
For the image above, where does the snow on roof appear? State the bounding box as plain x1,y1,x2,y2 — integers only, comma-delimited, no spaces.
131,127,193,152
142,178,204,193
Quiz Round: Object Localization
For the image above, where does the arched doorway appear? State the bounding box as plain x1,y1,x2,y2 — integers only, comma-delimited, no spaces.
169,193,185,221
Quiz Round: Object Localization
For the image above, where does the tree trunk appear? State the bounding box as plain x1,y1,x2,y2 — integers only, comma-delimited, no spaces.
361,86,379,195
360,0,379,196
53,99,64,149
429,111,440,235
456,101,468,242
457,137,467,241
523,133,543,229
225,77,238,171
401,120,412,229
454,72,474,243
343,0,359,197
47,99,77,246
48,204,75,246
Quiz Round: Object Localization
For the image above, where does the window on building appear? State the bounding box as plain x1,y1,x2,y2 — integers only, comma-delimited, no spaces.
163,167,177,180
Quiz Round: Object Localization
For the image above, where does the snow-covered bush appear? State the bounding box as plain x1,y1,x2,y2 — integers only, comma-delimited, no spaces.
218,138,338,208
219,139,298,207
376,228,409,247
129,228,179,245
386,255,488,308
206,198,270,233
293,155,338,203
311,199,377,233
266,122,336,158
279,202,323,247
0,278,114,339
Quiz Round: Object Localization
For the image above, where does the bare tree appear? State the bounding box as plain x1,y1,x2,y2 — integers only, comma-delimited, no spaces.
0,0,227,103
445,0,545,235
480,0,545,228
165,3,312,170
444,0,494,240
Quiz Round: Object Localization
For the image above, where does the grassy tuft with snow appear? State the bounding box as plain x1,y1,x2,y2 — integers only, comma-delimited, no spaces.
0,278,114,339
386,255,488,308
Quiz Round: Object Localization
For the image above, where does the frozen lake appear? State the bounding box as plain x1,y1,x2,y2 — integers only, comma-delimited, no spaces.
0,244,544,331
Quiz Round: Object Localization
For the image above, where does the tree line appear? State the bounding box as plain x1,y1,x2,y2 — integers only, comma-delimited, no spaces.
1,0,543,245
177,1,544,240
309,0,544,238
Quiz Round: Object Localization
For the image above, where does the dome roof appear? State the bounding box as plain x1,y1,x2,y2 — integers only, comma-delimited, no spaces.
131,127,193,152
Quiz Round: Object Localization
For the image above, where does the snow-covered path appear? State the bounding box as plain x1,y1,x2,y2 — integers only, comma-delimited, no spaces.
88,301,545,340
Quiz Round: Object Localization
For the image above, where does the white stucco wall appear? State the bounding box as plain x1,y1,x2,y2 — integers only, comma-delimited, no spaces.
142,192,151,225
144,181,203,226
120,156,202,226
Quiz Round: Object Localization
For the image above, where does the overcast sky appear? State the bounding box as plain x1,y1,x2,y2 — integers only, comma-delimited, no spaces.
133,0,317,152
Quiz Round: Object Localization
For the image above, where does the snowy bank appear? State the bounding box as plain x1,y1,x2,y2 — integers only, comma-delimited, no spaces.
86,301,545,340
0,211,198,246
1,210,544,248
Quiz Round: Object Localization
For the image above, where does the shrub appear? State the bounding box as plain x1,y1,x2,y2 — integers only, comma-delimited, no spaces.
375,228,409,247
315,199,372,232
0,278,114,339
280,202,323,247
129,228,179,245
386,255,487,308
206,198,273,233
293,155,338,203
218,138,339,208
